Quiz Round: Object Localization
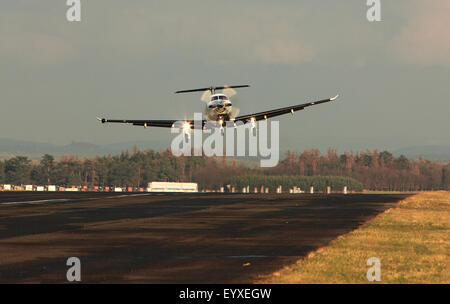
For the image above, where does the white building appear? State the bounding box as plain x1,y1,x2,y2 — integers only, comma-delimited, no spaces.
147,182,198,193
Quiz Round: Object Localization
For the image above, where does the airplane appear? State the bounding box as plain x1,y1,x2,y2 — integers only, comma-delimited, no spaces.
97,85,339,132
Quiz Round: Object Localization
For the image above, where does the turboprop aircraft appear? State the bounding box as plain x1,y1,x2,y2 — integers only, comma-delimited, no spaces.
97,85,338,131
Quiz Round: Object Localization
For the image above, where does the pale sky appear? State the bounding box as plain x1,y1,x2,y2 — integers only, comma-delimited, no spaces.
0,0,449,152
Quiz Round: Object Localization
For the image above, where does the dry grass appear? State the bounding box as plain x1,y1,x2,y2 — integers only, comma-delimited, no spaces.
258,192,450,284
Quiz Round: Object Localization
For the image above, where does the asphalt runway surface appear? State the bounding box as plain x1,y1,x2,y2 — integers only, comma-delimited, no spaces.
0,192,410,283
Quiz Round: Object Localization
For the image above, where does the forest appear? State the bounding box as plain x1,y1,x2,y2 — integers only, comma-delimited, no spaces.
0,147,448,191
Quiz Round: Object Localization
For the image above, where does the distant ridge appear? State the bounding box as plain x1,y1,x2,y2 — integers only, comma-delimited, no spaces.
393,145,450,161
1,138,449,162
0,138,169,160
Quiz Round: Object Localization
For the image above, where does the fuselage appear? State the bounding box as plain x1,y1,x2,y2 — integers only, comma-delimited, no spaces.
205,93,233,121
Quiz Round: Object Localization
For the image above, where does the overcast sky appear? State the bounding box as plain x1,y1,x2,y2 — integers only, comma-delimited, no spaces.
0,0,449,153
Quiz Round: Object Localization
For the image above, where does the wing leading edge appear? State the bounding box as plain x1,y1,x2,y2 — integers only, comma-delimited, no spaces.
96,118,205,128
233,95,339,123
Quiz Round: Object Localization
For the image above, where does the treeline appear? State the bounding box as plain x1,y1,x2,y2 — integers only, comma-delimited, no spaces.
0,148,449,191
268,149,450,191
0,150,206,188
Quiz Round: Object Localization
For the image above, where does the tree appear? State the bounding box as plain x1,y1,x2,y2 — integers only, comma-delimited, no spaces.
395,155,410,170
39,154,55,184
443,164,450,190
379,151,393,167
4,156,32,185
0,161,5,183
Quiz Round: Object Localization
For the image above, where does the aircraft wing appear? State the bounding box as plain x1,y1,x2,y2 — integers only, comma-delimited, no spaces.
233,95,339,123
98,94,338,128
97,118,206,128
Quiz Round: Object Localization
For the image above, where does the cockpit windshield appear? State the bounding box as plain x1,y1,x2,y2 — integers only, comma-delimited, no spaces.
211,95,228,101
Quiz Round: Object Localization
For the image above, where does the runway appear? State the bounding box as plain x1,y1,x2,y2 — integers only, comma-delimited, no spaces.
0,192,409,283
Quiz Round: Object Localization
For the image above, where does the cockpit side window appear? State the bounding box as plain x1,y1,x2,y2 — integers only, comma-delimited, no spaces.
212,96,219,100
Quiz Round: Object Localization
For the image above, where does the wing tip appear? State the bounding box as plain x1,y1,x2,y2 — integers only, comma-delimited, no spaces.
96,117,106,123
330,94,339,101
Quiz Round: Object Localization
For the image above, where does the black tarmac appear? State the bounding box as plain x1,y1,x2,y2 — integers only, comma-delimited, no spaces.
0,192,409,283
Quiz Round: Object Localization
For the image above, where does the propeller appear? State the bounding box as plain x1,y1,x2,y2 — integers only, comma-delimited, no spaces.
231,99,241,118
231,108,240,118
200,89,211,103
222,86,237,99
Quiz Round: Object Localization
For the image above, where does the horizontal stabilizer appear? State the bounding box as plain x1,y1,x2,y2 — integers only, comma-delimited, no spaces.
175,85,250,94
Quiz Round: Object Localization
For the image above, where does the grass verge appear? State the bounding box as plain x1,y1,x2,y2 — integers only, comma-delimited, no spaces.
257,191,450,284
